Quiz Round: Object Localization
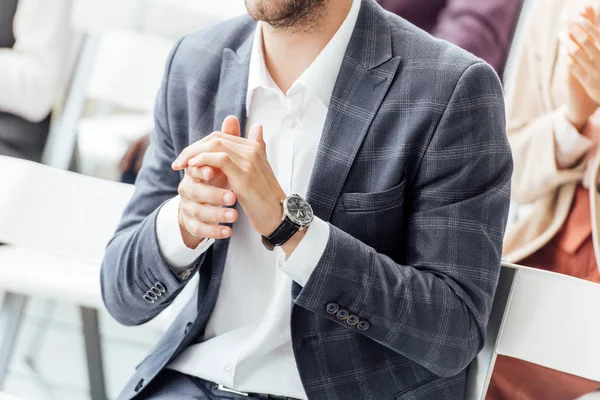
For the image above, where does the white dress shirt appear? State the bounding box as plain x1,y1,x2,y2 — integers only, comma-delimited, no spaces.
156,0,361,398
0,0,72,122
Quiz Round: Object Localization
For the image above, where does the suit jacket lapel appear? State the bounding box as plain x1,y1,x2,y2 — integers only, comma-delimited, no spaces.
306,0,400,222
213,36,253,137
209,30,254,268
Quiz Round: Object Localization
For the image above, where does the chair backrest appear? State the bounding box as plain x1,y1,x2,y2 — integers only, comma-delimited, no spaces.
42,35,100,169
0,393,24,400
86,29,174,112
465,262,600,399
140,0,247,39
42,29,174,170
0,156,133,262
71,0,145,34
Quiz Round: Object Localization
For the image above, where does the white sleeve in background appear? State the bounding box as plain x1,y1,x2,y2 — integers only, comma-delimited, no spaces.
276,217,330,287
156,196,215,273
0,0,73,122
554,111,593,169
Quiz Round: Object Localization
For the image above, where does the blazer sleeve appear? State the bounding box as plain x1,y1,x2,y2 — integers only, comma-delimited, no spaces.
431,0,523,74
100,38,208,326
293,62,513,378
505,9,585,205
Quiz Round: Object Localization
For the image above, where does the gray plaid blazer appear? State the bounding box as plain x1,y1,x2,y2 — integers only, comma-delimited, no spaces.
101,1,513,399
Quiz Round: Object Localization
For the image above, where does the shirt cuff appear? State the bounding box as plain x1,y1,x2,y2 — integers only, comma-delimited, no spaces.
554,111,593,169
156,195,215,273
276,217,330,287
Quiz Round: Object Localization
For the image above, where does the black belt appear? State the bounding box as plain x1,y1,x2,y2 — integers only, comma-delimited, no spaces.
212,382,300,400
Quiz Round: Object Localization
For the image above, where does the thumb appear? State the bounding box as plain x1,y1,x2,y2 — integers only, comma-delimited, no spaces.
221,115,241,137
248,124,265,150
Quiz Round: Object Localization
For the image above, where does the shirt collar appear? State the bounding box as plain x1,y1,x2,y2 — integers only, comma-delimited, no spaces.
246,0,361,113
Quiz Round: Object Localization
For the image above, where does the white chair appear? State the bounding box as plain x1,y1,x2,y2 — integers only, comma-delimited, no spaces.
466,262,600,399
75,30,174,181
140,0,246,39
0,156,134,399
0,393,24,400
42,29,174,180
71,0,145,35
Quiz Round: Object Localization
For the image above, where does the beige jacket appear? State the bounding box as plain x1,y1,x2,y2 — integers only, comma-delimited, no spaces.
503,0,600,263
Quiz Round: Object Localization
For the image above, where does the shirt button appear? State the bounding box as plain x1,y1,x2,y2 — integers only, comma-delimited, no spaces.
224,366,233,375
287,119,298,129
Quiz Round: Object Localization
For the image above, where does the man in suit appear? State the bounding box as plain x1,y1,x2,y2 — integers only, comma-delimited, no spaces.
378,0,523,79
101,0,513,399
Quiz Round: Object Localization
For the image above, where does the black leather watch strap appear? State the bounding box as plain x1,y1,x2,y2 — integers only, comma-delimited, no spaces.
261,218,300,251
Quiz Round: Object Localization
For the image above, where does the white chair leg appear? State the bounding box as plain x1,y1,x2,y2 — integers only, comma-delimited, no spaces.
0,293,27,386
22,300,56,399
23,300,56,366
81,307,107,400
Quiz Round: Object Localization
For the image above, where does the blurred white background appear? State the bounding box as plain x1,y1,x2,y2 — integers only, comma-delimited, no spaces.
0,1,245,399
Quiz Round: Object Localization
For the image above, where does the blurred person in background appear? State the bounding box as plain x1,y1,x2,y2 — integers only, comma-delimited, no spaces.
0,0,72,162
377,0,523,78
494,1,600,399
120,134,150,183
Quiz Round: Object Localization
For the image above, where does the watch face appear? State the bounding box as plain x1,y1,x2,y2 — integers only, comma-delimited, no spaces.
285,195,314,226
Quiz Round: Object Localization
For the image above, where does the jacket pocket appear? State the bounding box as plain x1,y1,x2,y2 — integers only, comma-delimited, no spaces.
341,177,406,213
334,178,406,248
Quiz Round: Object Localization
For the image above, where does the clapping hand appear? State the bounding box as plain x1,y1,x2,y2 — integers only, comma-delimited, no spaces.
172,117,240,249
562,6,600,129
173,116,287,248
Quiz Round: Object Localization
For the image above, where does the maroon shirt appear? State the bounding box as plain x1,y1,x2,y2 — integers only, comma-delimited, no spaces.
378,0,523,78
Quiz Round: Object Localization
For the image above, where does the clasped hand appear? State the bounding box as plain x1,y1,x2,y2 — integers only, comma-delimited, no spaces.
172,116,286,249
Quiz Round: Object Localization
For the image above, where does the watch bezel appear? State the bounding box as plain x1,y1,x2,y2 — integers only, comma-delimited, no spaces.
283,194,314,228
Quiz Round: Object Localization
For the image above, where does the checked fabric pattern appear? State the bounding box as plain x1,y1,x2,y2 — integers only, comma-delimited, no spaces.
100,1,513,399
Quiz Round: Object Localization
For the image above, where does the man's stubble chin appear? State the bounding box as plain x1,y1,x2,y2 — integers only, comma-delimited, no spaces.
244,0,327,31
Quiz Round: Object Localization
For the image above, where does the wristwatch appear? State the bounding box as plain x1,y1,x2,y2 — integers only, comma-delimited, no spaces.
261,194,314,251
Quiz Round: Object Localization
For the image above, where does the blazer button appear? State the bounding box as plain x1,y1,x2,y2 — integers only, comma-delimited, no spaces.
135,378,144,392
347,315,359,326
326,302,339,315
184,322,193,334
336,309,349,321
357,320,371,331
